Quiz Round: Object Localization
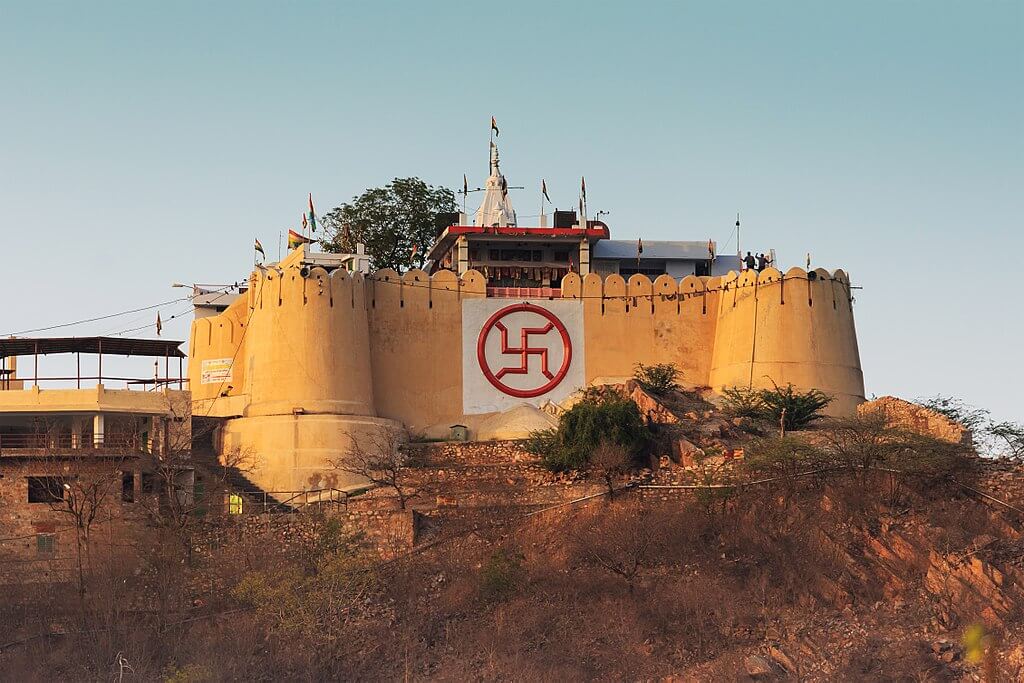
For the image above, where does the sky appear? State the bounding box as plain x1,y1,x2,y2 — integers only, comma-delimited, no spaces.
1,1,1021,420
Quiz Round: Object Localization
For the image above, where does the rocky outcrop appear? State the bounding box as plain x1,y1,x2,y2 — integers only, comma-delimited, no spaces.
858,396,972,446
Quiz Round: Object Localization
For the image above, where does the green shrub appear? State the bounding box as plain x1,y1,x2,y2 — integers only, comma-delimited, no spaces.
722,383,832,433
480,549,524,601
527,388,652,472
721,386,764,418
633,362,680,396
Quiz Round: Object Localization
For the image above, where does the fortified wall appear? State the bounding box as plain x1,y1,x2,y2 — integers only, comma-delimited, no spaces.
188,247,864,494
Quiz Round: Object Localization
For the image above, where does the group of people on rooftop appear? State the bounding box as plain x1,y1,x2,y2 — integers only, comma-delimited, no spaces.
742,251,772,273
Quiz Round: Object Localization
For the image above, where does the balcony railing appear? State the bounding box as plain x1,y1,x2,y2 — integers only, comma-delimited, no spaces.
487,286,562,299
0,432,147,455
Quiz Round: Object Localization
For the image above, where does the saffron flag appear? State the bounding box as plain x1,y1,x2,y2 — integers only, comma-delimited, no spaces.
491,116,499,136
542,179,550,203
156,312,163,336
308,193,317,232
288,229,312,250
410,244,419,261
255,238,265,258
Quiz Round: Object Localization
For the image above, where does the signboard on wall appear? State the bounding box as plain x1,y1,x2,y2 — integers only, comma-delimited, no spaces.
200,358,233,384
462,299,585,414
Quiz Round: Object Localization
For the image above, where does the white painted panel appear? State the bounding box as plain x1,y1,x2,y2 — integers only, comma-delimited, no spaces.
462,299,585,415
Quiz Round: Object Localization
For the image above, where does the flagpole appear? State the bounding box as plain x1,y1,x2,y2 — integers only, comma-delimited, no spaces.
278,231,282,261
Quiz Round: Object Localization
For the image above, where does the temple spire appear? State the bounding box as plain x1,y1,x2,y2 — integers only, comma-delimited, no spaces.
474,141,516,227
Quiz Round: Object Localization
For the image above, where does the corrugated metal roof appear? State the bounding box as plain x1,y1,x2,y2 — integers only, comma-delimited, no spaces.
0,337,185,359
592,240,715,260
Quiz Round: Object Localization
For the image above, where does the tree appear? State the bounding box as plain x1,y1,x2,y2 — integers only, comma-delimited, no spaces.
320,178,457,272
331,430,417,509
526,388,651,473
589,440,632,498
572,500,665,593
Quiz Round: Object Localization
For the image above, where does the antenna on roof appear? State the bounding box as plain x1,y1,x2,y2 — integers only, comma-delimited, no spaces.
736,212,741,256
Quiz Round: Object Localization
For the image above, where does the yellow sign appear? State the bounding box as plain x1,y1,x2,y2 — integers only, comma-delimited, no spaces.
200,358,233,385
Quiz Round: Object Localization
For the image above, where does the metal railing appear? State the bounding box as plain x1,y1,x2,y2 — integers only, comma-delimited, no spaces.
0,432,147,455
487,286,562,299
223,488,350,515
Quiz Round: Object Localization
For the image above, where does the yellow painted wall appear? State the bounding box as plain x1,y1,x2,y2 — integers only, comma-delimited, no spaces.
187,246,865,496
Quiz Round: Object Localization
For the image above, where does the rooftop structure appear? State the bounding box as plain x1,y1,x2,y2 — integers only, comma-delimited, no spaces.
0,336,190,456
426,141,743,297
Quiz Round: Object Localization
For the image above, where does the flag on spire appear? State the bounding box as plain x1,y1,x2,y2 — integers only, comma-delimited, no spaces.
500,176,508,198
490,116,499,136
155,312,163,336
308,194,317,232
581,176,587,201
542,179,550,203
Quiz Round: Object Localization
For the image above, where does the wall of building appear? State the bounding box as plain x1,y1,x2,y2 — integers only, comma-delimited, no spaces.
187,247,864,496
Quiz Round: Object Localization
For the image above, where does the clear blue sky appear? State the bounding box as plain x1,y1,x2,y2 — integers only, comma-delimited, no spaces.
1,1,1021,419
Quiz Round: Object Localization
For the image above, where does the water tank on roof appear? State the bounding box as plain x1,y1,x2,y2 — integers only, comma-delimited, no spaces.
553,210,577,229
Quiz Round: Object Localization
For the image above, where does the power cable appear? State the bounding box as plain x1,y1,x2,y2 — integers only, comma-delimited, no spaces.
2,284,239,338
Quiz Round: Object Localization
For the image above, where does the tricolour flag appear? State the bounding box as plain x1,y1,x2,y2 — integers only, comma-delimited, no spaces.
308,193,317,232
288,229,312,250
255,238,265,258
542,179,550,203
491,116,499,136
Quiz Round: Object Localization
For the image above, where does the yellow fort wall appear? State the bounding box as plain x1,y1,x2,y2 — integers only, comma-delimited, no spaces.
186,247,865,495
708,267,864,415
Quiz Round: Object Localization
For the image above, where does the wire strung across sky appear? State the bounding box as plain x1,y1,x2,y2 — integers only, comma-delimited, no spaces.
1,284,238,338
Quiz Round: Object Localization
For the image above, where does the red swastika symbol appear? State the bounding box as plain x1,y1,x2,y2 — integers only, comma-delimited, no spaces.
477,303,572,398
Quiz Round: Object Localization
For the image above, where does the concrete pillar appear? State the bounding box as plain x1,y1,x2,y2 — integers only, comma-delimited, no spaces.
579,238,591,277
457,236,469,275
71,416,82,449
92,414,104,447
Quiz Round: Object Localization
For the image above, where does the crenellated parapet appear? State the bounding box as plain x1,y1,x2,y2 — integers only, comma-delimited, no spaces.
187,250,865,495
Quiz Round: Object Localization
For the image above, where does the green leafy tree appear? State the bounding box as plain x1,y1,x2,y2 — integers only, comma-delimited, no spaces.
320,177,456,272
527,388,651,472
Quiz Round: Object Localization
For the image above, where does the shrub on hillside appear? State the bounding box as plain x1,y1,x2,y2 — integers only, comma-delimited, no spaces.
722,382,832,433
527,388,651,472
633,362,680,396
479,549,524,602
